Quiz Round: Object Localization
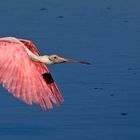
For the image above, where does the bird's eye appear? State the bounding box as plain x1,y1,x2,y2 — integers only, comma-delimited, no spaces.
54,56,57,59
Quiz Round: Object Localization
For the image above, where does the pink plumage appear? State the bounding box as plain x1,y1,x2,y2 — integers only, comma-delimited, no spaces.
0,37,64,111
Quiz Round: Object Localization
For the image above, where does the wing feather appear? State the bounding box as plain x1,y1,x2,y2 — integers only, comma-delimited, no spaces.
19,39,64,103
20,74,27,103
0,39,63,110
37,74,53,109
0,56,11,82
0,39,62,110
4,63,16,93
28,77,33,105
31,76,39,104
15,69,22,98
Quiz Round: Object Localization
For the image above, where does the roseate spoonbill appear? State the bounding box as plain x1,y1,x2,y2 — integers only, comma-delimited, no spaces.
0,37,90,111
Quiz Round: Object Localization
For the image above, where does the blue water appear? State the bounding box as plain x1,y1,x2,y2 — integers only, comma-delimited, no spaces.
0,0,140,139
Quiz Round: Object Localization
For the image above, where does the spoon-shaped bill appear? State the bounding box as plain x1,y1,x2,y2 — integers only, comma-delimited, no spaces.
61,57,91,65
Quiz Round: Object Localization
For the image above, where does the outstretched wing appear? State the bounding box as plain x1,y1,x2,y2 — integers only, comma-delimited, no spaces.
0,38,63,111
19,39,64,103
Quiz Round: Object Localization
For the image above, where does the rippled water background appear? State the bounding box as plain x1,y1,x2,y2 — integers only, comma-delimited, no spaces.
0,0,140,140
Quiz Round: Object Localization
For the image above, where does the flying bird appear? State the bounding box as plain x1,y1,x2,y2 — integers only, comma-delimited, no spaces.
0,37,90,111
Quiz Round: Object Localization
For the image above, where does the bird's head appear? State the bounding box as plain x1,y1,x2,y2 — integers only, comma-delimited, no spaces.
46,54,90,65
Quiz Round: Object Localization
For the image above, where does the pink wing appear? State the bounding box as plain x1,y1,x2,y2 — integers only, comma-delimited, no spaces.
19,39,64,103
19,39,49,74
0,38,64,111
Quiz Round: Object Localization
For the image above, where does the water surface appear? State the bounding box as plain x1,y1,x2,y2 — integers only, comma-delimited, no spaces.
0,0,140,140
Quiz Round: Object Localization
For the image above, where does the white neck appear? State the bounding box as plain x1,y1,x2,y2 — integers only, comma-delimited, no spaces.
26,49,52,64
